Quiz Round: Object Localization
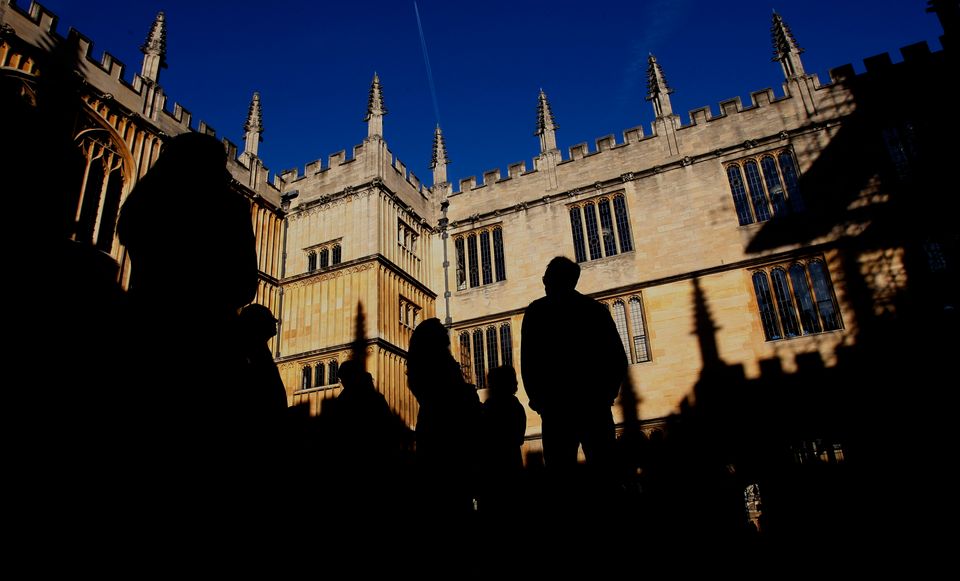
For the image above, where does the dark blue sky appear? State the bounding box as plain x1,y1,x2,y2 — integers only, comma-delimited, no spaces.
25,0,944,188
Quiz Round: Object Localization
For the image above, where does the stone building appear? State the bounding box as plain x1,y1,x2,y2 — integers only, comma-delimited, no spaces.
2,0,956,475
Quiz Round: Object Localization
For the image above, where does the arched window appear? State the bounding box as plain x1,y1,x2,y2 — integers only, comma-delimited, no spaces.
472,329,486,388
613,195,633,252
727,165,753,225
301,366,312,389
789,263,821,334
583,202,602,260
492,228,506,282
778,150,804,212
479,230,493,285
320,248,329,268
597,198,618,257
629,297,650,363
315,362,325,387
612,301,630,359
761,156,788,216
808,260,841,331
329,360,339,384
332,244,342,265
499,324,513,368
771,268,800,338
486,327,499,371
455,237,466,290
307,251,317,272
569,207,587,263
467,234,480,288
459,332,472,383
752,272,781,341
744,161,771,222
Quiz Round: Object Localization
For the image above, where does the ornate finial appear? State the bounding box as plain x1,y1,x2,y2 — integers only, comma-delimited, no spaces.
645,54,673,100
431,124,448,169
244,91,263,135
140,12,167,66
771,11,804,61
365,72,387,121
646,54,674,118
535,88,558,136
771,11,806,77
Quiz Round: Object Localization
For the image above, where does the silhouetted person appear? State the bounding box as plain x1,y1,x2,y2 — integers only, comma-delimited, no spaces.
115,132,258,502
237,304,288,440
407,318,482,518
479,365,527,518
521,257,626,475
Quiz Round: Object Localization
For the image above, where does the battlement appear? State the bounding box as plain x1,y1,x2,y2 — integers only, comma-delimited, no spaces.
3,1,281,201
276,138,425,197
445,37,946,222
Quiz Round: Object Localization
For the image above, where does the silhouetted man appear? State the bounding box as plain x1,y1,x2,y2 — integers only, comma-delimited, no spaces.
521,256,626,472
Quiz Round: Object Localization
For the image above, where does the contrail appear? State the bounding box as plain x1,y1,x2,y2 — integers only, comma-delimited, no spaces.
414,2,441,124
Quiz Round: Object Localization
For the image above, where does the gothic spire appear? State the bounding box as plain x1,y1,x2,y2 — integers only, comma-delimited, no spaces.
242,91,263,158
771,11,806,78
431,124,449,186
139,11,167,83
645,53,674,118
365,72,386,138
535,89,558,153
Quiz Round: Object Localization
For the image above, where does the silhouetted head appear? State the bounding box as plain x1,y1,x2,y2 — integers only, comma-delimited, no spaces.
409,318,450,357
337,359,372,390
239,303,278,341
542,256,580,295
487,365,518,395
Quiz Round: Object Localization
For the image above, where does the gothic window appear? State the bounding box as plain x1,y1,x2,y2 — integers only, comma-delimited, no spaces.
569,193,634,263
315,362,325,387
486,326,499,371
455,237,467,290
307,251,317,272
301,366,312,389
457,322,514,387
480,230,493,285
499,324,513,368
329,360,340,384
454,225,507,290
399,298,420,329
398,219,419,257
602,295,651,364
459,332,472,384
320,248,329,268
332,244,342,265
583,202,602,260
467,234,480,287
493,227,506,282
570,207,587,263
726,148,805,225
472,329,486,389
751,259,842,341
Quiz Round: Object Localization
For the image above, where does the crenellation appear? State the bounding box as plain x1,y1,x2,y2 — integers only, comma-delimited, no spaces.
863,52,893,72
329,150,346,166
829,63,856,84
623,126,645,144
394,157,407,179
408,171,421,190
596,135,616,152
569,143,589,160
507,161,526,178
748,88,776,108
197,120,215,136
280,168,299,182
304,159,323,175
459,176,477,192
483,168,501,185
719,97,742,116
222,138,237,160
901,41,931,61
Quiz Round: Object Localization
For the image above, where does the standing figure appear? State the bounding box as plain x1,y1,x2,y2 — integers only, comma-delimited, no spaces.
521,257,626,473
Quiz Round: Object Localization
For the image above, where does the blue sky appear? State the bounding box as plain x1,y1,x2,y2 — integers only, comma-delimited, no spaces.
21,0,944,187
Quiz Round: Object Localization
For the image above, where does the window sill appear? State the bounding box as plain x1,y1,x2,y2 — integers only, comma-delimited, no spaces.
579,249,635,267
295,384,341,395
763,328,844,343
455,278,508,294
